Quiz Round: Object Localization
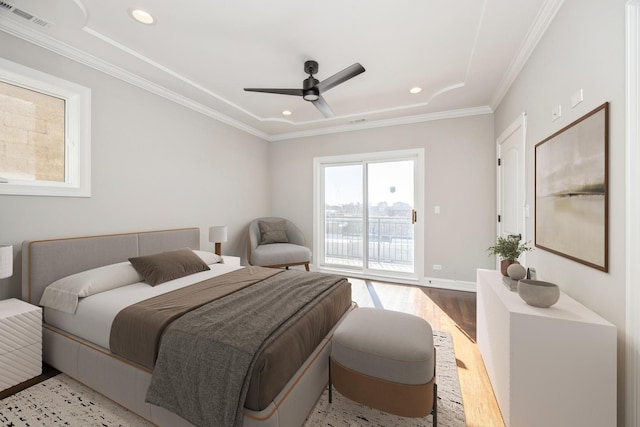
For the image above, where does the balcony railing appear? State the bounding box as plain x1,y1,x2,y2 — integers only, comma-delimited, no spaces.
324,215,414,271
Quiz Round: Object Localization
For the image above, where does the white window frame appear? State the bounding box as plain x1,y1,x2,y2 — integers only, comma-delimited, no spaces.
313,148,425,283
0,58,91,197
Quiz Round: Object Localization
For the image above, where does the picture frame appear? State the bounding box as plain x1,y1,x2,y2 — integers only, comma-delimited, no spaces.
535,102,609,271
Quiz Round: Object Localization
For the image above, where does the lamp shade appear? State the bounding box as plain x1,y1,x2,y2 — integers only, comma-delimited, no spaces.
0,244,13,279
209,226,228,243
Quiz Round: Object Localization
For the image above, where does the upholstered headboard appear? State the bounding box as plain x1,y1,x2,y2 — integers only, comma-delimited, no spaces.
21,228,200,305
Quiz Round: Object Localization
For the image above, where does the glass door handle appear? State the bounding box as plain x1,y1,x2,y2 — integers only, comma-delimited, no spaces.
412,209,417,224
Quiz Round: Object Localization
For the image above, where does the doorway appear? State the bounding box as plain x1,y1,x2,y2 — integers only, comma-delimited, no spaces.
314,149,424,281
496,113,527,264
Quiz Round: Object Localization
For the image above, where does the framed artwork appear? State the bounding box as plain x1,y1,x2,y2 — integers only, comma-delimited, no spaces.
535,102,609,271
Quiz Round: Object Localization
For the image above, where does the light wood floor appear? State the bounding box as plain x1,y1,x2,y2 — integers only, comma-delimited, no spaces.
349,278,505,427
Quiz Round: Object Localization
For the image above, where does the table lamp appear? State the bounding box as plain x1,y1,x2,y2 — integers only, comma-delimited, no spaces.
0,244,13,279
209,226,228,256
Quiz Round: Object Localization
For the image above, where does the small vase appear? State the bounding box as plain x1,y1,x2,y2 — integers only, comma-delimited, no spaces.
500,259,519,276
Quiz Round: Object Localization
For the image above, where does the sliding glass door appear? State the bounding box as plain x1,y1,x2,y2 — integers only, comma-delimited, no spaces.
323,164,364,268
366,160,415,273
317,150,421,279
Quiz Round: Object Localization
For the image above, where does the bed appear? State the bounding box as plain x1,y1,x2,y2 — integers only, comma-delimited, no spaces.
21,228,353,427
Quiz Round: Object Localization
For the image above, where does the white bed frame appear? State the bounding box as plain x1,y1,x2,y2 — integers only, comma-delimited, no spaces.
22,228,352,427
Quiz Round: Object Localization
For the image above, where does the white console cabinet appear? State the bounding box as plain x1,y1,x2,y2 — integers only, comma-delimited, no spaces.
0,298,42,391
477,269,616,427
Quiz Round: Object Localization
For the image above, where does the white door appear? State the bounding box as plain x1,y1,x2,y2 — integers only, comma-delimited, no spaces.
497,114,527,260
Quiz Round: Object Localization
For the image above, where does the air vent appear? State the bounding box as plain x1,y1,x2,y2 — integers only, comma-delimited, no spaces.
349,118,367,124
31,17,50,27
0,1,53,28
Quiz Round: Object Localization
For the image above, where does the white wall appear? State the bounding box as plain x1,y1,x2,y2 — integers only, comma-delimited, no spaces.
269,114,496,283
0,32,271,299
494,0,627,424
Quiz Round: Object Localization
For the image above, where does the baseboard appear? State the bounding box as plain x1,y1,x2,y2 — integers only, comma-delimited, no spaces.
419,277,476,293
313,264,477,293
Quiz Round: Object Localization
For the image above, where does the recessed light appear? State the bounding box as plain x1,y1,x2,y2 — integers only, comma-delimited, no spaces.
282,110,292,116
129,8,155,25
410,87,422,94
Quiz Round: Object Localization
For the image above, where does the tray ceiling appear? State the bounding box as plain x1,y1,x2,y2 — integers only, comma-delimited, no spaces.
0,0,564,140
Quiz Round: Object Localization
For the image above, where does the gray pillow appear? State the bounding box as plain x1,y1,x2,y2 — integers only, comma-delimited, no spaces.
259,220,289,245
129,248,210,286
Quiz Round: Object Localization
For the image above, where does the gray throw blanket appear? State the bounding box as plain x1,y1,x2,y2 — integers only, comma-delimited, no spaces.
145,269,346,427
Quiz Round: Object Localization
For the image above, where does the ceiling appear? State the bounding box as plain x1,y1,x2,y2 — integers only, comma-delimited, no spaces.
0,0,563,141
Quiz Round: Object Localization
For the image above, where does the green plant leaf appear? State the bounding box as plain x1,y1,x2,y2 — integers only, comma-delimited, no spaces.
487,235,532,260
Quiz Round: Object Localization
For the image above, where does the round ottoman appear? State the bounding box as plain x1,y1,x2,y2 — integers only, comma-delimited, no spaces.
329,307,437,423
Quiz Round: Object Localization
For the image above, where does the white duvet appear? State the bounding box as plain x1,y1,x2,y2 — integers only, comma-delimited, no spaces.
44,262,243,351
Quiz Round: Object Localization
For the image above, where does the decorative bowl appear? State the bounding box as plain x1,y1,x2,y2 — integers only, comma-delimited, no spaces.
517,279,560,308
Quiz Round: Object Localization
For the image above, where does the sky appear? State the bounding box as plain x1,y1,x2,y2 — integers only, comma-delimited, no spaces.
324,160,414,206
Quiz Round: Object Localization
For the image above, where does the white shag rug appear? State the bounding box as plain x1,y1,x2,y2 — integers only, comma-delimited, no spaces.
303,331,466,427
0,332,464,427
0,374,153,427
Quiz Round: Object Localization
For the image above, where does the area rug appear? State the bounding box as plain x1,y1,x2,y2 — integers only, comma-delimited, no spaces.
0,331,464,427
304,330,466,426
0,374,153,426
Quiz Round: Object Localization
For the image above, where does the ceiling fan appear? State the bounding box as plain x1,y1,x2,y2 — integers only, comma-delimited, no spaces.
244,60,365,118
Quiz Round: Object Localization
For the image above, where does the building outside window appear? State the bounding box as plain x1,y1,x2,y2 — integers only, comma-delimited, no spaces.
0,58,90,197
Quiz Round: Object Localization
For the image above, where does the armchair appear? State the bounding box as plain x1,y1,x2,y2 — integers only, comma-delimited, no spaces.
247,217,311,271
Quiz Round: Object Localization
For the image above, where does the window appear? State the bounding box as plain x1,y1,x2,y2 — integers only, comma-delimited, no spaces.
313,149,424,281
0,58,91,197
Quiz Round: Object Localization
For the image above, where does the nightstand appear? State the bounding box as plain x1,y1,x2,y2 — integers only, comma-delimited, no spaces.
0,298,42,392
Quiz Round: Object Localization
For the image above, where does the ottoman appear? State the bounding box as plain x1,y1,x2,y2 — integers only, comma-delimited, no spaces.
329,307,437,424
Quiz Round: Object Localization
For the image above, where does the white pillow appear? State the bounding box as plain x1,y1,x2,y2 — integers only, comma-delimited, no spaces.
39,261,143,314
193,250,223,265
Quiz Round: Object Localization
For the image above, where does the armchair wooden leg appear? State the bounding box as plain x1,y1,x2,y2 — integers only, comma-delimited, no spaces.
305,263,310,271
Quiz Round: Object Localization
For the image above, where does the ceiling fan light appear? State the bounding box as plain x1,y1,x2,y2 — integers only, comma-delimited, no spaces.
303,88,319,101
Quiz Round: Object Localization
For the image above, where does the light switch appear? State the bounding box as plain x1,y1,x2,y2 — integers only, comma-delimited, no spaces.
434,205,441,214
571,89,584,108
552,105,562,122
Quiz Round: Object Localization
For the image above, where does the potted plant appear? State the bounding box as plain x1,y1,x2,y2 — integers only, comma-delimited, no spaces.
487,235,532,276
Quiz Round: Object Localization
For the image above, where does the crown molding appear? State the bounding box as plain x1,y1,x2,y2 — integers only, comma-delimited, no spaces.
489,0,565,110
81,25,266,124
267,106,493,142
1,15,494,143
0,17,270,141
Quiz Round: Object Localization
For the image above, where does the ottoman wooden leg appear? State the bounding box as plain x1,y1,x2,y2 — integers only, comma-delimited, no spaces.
432,382,438,426
328,356,333,403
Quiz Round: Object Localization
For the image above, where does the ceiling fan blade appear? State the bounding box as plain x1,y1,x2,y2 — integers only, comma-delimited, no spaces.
312,96,334,118
244,88,303,96
316,63,365,93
